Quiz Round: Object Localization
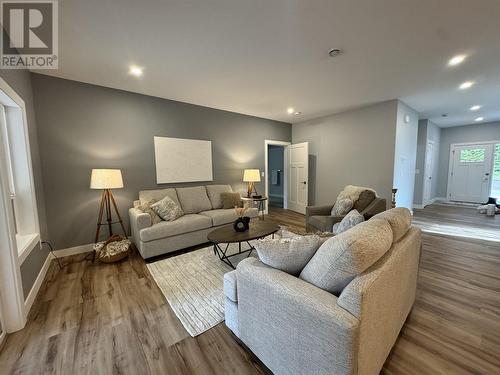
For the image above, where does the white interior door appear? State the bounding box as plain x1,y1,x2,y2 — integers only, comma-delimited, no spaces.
0,296,5,346
448,143,494,203
423,141,434,205
286,142,308,214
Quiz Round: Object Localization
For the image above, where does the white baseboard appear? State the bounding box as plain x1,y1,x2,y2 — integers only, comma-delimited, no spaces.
413,197,445,209
53,243,93,257
23,253,52,317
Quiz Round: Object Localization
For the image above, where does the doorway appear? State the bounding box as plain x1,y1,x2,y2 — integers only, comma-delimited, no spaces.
447,142,496,203
423,140,434,206
267,145,285,208
265,140,290,213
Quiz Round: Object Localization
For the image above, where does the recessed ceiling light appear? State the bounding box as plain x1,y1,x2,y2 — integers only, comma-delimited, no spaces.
448,54,467,66
287,107,295,114
470,105,481,111
459,81,474,90
475,117,484,122
294,111,301,116
129,65,143,77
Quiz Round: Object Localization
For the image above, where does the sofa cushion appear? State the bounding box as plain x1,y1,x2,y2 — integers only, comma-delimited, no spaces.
255,234,321,275
139,188,180,206
334,209,364,234
353,190,376,212
221,192,243,209
176,186,213,214
224,270,238,302
206,185,233,209
331,198,353,216
151,195,184,222
199,208,258,226
308,215,336,232
300,218,393,295
372,207,412,242
139,214,212,242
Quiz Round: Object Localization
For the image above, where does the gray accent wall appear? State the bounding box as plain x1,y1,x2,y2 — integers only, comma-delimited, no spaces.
31,74,291,250
0,70,50,298
437,121,500,198
292,100,398,206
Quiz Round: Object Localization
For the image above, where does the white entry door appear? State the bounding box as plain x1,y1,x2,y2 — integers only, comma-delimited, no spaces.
286,142,308,214
423,141,434,205
448,143,494,203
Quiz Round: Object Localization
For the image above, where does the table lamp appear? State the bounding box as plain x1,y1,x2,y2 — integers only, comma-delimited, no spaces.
90,169,127,245
243,169,261,197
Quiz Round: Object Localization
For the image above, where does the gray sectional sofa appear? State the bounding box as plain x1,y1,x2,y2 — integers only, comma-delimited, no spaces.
224,208,421,375
129,185,258,259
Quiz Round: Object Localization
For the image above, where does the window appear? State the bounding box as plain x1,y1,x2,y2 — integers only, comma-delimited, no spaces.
0,96,40,261
459,148,485,163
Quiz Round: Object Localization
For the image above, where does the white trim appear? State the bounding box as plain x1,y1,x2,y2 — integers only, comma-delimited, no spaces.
0,78,29,332
449,140,500,147
53,243,93,258
23,253,52,318
413,196,444,209
264,140,290,214
18,233,41,264
422,140,435,206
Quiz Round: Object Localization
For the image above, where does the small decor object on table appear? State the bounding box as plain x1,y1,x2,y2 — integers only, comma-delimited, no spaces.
233,207,250,232
93,234,131,263
241,196,268,220
391,188,398,208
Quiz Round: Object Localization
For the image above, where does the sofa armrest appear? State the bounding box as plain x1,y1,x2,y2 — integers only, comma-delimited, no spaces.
306,204,333,217
360,197,387,219
129,207,151,244
236,258,359,375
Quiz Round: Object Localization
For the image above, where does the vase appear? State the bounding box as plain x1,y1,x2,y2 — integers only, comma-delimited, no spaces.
233,216,250,232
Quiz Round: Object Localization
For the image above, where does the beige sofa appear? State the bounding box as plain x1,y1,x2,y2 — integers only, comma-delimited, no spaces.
129,185,258,259
224,208,421,375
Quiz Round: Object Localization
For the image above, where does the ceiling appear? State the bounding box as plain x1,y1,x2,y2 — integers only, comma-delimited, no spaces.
36,0,500,128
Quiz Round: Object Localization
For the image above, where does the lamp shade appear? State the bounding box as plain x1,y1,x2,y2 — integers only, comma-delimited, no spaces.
90,169,123,189
243,169,261,182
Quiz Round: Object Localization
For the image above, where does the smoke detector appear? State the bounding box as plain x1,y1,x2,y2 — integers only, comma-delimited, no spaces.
328,48,343,57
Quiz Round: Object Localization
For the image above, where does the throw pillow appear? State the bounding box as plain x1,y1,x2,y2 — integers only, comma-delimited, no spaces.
300,218,393,295
137,199,163,225
151,195,184,222
255,234,321,275
334,209,364,234
353,190,376,212
221,192,243,209
331,198,354,216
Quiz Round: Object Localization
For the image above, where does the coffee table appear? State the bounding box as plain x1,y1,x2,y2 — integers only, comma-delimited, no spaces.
207,221,280,268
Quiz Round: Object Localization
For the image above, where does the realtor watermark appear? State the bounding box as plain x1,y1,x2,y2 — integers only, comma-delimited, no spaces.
1,0,58,69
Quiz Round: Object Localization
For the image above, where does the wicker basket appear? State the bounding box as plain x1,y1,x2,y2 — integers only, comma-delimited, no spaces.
93,235,131,263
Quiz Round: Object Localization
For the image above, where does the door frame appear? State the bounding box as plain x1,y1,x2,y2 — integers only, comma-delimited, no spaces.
0,79,31,335
446,140,500,202
264,140,291,213
422,140,434,206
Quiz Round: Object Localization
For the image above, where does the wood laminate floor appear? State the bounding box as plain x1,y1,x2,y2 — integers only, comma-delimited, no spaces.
0,207,499,374
413,203,500,242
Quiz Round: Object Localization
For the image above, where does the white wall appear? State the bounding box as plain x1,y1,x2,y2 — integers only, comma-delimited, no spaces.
413,119,441,206
292,100,398,206
392,101,419,210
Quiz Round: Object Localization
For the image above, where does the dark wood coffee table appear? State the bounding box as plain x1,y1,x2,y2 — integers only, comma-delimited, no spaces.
207,221,280,268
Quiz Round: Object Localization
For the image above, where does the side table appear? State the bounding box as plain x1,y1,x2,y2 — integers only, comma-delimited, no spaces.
241,196,268,220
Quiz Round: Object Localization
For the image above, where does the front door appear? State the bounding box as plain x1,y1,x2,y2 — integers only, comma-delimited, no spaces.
286,142,308,214
449,143,494,203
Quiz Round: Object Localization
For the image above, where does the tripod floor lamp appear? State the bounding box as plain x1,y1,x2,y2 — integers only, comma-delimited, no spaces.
90,169,127,244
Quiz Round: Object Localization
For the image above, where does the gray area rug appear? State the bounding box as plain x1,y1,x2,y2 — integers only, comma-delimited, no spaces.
147,242,257,337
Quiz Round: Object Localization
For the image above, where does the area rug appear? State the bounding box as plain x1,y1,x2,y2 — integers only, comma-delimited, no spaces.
146,242,257,337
